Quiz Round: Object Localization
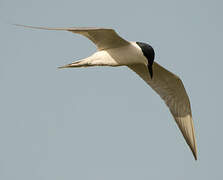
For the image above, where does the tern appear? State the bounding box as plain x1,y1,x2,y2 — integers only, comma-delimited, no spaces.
15,24,197,160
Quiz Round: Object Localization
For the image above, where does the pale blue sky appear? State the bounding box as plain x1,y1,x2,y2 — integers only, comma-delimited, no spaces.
0,0,223,179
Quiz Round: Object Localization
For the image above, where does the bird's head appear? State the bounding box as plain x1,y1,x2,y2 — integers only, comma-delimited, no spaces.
136,42,155,78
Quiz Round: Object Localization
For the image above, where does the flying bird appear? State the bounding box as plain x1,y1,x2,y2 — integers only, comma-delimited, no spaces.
15,24,197,160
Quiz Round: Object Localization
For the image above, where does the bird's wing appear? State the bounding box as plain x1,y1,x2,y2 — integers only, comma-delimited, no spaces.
14,24,130,50
128,63,197,160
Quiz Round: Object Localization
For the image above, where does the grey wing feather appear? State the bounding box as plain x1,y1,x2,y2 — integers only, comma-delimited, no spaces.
128,63,197,160
14,24,129,50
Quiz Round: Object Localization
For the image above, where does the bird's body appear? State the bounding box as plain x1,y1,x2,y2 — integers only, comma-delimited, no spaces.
15,24,197,160
60,42,148,68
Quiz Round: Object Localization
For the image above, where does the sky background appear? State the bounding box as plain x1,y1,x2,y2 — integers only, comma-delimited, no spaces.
0,0,223,179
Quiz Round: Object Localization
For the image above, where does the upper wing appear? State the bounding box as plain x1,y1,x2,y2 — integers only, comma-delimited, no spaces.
128,63,197,160
14,24,130,50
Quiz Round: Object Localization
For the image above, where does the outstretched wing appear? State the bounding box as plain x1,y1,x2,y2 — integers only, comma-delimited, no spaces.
14,24,129,50
128,63,197,160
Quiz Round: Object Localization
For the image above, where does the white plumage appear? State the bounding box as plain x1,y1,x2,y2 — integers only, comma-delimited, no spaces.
15,24,197,160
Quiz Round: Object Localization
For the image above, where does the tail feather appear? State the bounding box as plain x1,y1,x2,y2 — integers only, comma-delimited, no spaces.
58,59,91,69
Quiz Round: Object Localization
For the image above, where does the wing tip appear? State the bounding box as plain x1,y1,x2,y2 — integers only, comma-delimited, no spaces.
13,24,45,30
190,117,198,161
190,142,198,161
13,24,66,31
13,23,25,28
193,151,198,161
175,114,198,161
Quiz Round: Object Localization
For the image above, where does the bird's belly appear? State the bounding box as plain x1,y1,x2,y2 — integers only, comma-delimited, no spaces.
93,44,147,66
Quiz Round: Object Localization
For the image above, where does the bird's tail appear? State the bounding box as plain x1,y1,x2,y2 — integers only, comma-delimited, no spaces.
58,58,92,69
